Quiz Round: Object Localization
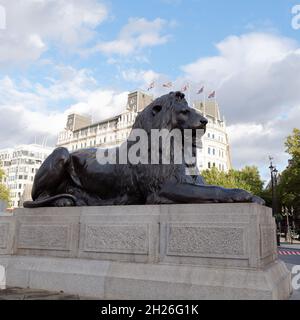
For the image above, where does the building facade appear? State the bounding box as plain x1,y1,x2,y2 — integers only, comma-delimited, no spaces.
57,91,232,172
0,144,53,208
57,91,153,151
194,100,232,172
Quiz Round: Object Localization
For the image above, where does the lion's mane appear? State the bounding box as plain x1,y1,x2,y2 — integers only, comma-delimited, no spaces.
125,92,192,200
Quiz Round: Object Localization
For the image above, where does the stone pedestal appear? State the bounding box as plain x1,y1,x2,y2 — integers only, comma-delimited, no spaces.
0,204,292,300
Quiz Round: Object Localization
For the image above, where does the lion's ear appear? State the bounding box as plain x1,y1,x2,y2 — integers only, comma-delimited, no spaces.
152,105,162,116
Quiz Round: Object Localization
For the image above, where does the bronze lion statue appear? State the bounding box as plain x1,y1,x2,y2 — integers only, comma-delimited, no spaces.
24,91,264,208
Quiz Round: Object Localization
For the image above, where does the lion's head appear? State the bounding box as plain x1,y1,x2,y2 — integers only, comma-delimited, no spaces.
132,91,208,148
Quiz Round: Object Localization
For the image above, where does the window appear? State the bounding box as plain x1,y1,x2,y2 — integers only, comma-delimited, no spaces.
213,162,216,167
208,147,211,155
213,149,215,156
208,162,211,169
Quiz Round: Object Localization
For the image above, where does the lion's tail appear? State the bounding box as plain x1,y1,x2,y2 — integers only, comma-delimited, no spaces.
23,194,77,208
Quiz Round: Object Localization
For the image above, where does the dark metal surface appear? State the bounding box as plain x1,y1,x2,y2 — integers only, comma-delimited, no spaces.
24,92,265,208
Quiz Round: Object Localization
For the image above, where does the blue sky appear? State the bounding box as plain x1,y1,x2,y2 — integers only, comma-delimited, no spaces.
0,0,300,180
6,0,300,88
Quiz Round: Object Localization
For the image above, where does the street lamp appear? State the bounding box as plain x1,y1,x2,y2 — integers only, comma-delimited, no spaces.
269,157,278,217
269,156,280,245
282,207,294,244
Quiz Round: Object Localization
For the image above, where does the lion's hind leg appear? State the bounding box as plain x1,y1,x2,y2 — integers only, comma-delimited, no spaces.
31,147,72,200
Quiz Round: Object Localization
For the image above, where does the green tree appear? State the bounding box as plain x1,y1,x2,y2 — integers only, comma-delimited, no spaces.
0,168,10,204
274,128,300,237
285,128,300,160
201,166,264,196
277,128,300,211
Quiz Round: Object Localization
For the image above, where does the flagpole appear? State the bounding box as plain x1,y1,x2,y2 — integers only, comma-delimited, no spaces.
214,91,217,118
203,88,206,116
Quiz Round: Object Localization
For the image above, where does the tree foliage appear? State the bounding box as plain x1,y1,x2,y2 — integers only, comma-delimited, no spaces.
0,169,10,204
285,128,300,160
201,166,264,196
277,129,300,214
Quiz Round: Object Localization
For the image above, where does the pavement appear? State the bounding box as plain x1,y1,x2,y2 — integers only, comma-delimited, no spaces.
278,243,300,300
0,287,84,300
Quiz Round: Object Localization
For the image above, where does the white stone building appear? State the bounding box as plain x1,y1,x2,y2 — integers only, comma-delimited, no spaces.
57,91,232,172
0,144,53,208
194,100,232,172
57,91,153,151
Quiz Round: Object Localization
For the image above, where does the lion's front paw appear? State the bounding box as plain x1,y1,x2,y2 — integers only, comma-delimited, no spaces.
250,195,265,206
228,189,265,205
229,189,253,203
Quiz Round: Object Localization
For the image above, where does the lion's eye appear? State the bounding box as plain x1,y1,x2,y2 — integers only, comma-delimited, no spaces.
180,109,189,115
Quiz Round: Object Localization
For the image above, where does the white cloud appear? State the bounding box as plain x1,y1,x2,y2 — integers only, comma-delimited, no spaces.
121,69,161,84
34,65,97,102
67,90,129,122
227,104,300,180
89,17,171,56
0,68,129,149
0,0,108,65
120,68,190,95
181,32,300,172
182,33,299,123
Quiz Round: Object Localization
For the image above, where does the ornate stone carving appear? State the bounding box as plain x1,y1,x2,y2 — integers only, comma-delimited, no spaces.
166,224,245,257
0,223,8,249
260,225,276,258
17,224,70,251
83,224,149,254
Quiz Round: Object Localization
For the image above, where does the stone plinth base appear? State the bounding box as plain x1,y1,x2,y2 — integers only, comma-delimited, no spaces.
0,255,291,300
0,204,292,300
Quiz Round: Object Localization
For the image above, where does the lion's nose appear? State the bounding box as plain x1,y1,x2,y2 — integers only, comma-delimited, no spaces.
200,119,208,126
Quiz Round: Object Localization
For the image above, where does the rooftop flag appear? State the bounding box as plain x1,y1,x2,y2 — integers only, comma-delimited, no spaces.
208,90,216,99
181,83,189,92
197,86,204,94
163,82,172,88
147,81,155,91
